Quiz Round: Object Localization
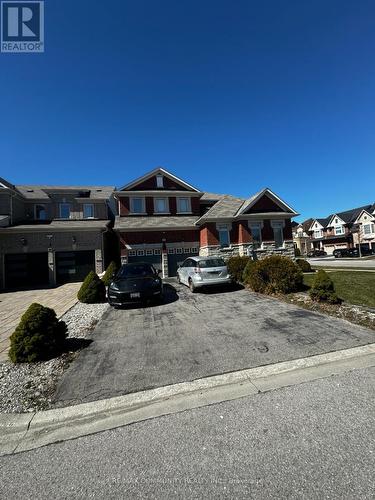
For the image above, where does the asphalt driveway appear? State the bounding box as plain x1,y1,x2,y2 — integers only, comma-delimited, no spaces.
55,283,375,406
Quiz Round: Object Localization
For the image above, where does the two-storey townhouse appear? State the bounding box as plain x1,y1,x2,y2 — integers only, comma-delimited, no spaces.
114,167,298,277
0,180,115,289
305,204,375,255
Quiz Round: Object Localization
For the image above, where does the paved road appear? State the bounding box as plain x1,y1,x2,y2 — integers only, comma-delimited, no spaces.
308,257,375,269
55,283,375,406
2,367,375,499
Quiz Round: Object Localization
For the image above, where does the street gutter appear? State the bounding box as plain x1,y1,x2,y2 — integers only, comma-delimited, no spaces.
1,343,375,457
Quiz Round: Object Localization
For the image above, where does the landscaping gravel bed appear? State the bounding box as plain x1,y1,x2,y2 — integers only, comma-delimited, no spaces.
0,302,109,413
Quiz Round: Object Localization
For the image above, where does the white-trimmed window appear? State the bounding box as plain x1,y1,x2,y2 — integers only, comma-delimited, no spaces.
177,197,191,213
154,249,161,255
35,204,47,220
249,222,262,248
137,250,145,256
334,225,344,235
168,248,175,254
176,248,183,254
59,203,71,219
156,175,164,188
128,250,137,257
314,229,323,239
130,197,145,214
83,203,94,219
191,247,199,254
184,247,191,253
146,249,154,256
154,197,169,213
363,223,375,235
271,221,284,248
217,223,231,248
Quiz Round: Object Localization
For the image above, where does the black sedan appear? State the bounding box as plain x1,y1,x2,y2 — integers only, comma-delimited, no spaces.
108,263,163,307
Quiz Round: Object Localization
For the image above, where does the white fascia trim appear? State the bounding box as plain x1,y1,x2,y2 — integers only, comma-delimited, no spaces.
118,167,201,192
327,214,346,227
237,188,298,216
354,209,373,223
308,219,323,232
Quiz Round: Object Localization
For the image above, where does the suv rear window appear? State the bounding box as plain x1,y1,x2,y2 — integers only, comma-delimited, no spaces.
198,258,226,268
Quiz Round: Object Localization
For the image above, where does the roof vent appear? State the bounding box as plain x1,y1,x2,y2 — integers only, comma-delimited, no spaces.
96,189,102,192
27,189,34,193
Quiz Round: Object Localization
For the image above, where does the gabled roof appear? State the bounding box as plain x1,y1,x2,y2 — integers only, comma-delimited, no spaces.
196,195,245,223
326,214,346,227
354,208,375,223
118,167,201,192
309,204,373,230
236,188,298,216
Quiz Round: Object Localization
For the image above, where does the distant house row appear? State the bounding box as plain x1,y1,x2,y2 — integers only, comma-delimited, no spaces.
0,167,297,289
293,204,375,255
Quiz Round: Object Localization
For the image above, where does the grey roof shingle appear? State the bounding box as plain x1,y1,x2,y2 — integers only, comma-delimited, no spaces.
200,192,226,201
197,196,245,222
16,185,114,200
314,204,374,228
114,215,199,230
1,220,110,231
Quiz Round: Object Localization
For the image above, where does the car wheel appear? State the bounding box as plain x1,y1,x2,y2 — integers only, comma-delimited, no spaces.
189,279,196,293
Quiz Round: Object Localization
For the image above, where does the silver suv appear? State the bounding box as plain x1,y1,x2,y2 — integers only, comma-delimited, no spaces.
177,256,232,292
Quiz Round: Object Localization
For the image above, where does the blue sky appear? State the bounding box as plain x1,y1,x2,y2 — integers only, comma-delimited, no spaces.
1,0,374,221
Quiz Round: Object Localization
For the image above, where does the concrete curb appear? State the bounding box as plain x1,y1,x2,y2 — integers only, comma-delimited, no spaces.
1,343,375,457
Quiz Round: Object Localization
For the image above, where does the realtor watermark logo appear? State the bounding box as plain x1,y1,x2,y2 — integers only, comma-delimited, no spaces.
1,1,44,53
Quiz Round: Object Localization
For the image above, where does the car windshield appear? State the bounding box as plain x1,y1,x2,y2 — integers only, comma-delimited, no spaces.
198,258,226,268
117,264,155,278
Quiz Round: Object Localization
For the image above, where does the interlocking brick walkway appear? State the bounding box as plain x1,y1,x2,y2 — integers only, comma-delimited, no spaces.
0,283,81,362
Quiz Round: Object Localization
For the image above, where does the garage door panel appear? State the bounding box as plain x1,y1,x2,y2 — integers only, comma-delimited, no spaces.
56,250,95,284
5,253,49,289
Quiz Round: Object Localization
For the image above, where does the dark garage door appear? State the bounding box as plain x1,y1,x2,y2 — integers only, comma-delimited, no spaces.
56,250,95,284
5,253,49,289
128,250,162,273
168,248,199,277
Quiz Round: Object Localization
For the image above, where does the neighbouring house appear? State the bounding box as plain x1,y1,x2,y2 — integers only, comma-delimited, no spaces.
292,219,313,255
114,167,298,277
0,167,299,288
299,203,375,255
0,177,115,289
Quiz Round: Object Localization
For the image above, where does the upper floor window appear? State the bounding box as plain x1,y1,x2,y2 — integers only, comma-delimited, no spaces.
59,203,71,219
35,204,46,220
334,225,344,235
314,229,323,238
130,197,145,214
249,223,262,248
177,197,191,213
83,203,94,218
272,222,284,248
363,223,375,235
217,223,230,248
154,197,169,213
156,175,164,188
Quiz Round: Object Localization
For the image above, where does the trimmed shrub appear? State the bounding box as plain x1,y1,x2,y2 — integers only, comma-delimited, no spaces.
294,247,301,257
295,259,312,273
77,271,106,304
226,256,251,282
242,259,257,284
244,255,303,295
102,261,119,286
309,270,341,304
9,303,67,363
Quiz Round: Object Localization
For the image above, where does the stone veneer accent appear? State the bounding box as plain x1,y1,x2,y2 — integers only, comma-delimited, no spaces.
199,241,295,260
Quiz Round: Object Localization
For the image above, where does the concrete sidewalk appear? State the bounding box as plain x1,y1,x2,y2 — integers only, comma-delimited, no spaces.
0,283,81,361
1,342,375,457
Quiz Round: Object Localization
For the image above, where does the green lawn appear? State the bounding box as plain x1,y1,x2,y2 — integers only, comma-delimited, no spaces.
303,271,375,308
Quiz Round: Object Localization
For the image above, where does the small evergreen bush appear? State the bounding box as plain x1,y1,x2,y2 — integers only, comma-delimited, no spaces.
244,255,303,295
295,259,312,273
9,303,67,363
294,247,301,257
309,270,341,304
242,259,257,284
102,261,119,286
226,256,251,282
77,271,106,304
